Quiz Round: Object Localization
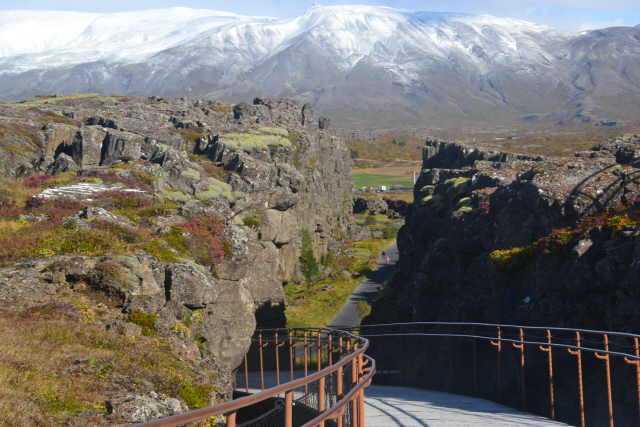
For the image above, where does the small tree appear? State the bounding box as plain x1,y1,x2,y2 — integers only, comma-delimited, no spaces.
300,229,320,282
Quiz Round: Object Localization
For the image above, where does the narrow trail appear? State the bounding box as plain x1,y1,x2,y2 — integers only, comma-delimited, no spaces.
328,243,398,329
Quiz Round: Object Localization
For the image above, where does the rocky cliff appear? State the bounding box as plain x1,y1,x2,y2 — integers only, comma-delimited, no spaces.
0,95,352,424
371,135,640,328
367,135,640,425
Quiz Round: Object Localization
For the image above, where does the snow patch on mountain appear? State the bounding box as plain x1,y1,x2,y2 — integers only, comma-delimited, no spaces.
0,5,568,76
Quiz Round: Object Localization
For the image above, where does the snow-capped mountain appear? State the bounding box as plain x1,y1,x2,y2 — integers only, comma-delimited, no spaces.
0,5,639,128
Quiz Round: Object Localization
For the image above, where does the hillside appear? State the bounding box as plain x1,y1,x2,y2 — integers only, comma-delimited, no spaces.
0,6,639,129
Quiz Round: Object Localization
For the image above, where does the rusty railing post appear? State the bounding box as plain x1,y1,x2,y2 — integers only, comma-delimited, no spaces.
358,388,365,427
594,334,615,427
319,376,326,427
275,331,280,385
285,390,293,427
490,326,502,402
567,331,586,427
259,332,265,391
243,353,249,393
317,332,322,372
329,333,333,366
289,329,294,382
538,329,556,419
623,336,640,421
304,331,309,394
511,328,526,409
227,411,237,427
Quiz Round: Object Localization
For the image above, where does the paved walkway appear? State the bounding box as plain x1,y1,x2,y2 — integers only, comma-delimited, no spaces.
364,385,571,426
328,243,398,329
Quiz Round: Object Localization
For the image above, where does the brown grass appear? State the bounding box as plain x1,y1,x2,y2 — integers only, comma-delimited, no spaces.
0,302,218,426
360,190,414,203
347,134,424,162
353,165,420,176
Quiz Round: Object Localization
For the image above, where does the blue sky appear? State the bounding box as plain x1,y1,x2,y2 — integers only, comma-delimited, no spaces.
2,0,639,31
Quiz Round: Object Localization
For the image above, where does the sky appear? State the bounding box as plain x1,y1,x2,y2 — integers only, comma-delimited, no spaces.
1,0,639,31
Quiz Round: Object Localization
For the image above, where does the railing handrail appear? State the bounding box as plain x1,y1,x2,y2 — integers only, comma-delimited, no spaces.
333,321,640,340
348,332,640,360
132,327,372,427
336,321,640,427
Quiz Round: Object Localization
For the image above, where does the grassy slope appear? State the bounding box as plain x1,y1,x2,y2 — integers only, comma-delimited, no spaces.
0,302,217,426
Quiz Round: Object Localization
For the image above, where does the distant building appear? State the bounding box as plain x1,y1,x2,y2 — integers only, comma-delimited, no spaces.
378,185,388,192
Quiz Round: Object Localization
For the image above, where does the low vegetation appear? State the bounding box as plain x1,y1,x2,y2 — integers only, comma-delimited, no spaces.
352,173,413,189
0,172,230,267
284,238,394,328
220,132,291,150
489,205,640,272
346,134,423,162
0,302,218,426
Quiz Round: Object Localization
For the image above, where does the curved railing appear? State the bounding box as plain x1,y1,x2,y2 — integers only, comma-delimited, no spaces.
134,328,375,427
335,322,640,427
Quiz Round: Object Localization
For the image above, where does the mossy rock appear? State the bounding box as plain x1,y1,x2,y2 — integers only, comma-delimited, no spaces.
127,309,158,336
443,177,471,198
195,178,234,201
220,133,291,150
161,189,192,204
180,168,201,181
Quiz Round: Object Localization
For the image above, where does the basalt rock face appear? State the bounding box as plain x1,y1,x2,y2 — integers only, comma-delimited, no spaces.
372,136,640,328
368,136,640,425
0,95,352,421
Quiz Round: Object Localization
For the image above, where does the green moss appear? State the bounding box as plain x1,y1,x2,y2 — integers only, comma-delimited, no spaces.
454,206,474,215
137,203,178,218
257,126,289,137
90,220,143,244
181,168,201,181
443,177,471,197
173,321,191,339
606,214,638,237
143,240,179,262
163,227,190,256
489,245,537,272
43,391,85,414
161,189,192,204
127,310,158,336
178,382,213,409
221,133,291,150
242,213,261,229
195,178,234,201
288,130,302,145
192,309,204,324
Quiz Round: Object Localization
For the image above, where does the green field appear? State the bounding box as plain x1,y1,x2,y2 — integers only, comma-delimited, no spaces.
352,174,413,189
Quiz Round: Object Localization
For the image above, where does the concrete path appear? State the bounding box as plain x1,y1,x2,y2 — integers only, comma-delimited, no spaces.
328,243,398,329
364,385,572,426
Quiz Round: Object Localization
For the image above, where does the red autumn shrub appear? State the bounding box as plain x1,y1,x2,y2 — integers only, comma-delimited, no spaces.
180,216,229,265
23,175,54,188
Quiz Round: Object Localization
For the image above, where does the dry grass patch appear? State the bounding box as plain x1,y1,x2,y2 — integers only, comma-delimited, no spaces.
0,303,218,426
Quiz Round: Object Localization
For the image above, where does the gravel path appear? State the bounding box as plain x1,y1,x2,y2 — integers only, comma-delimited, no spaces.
328,243,398,329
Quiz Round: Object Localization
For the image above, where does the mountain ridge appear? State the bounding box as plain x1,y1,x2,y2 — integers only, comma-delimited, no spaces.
0,6,639,129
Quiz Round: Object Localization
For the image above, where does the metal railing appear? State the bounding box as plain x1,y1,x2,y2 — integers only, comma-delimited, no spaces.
134,328,375,427
334,322,640,427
